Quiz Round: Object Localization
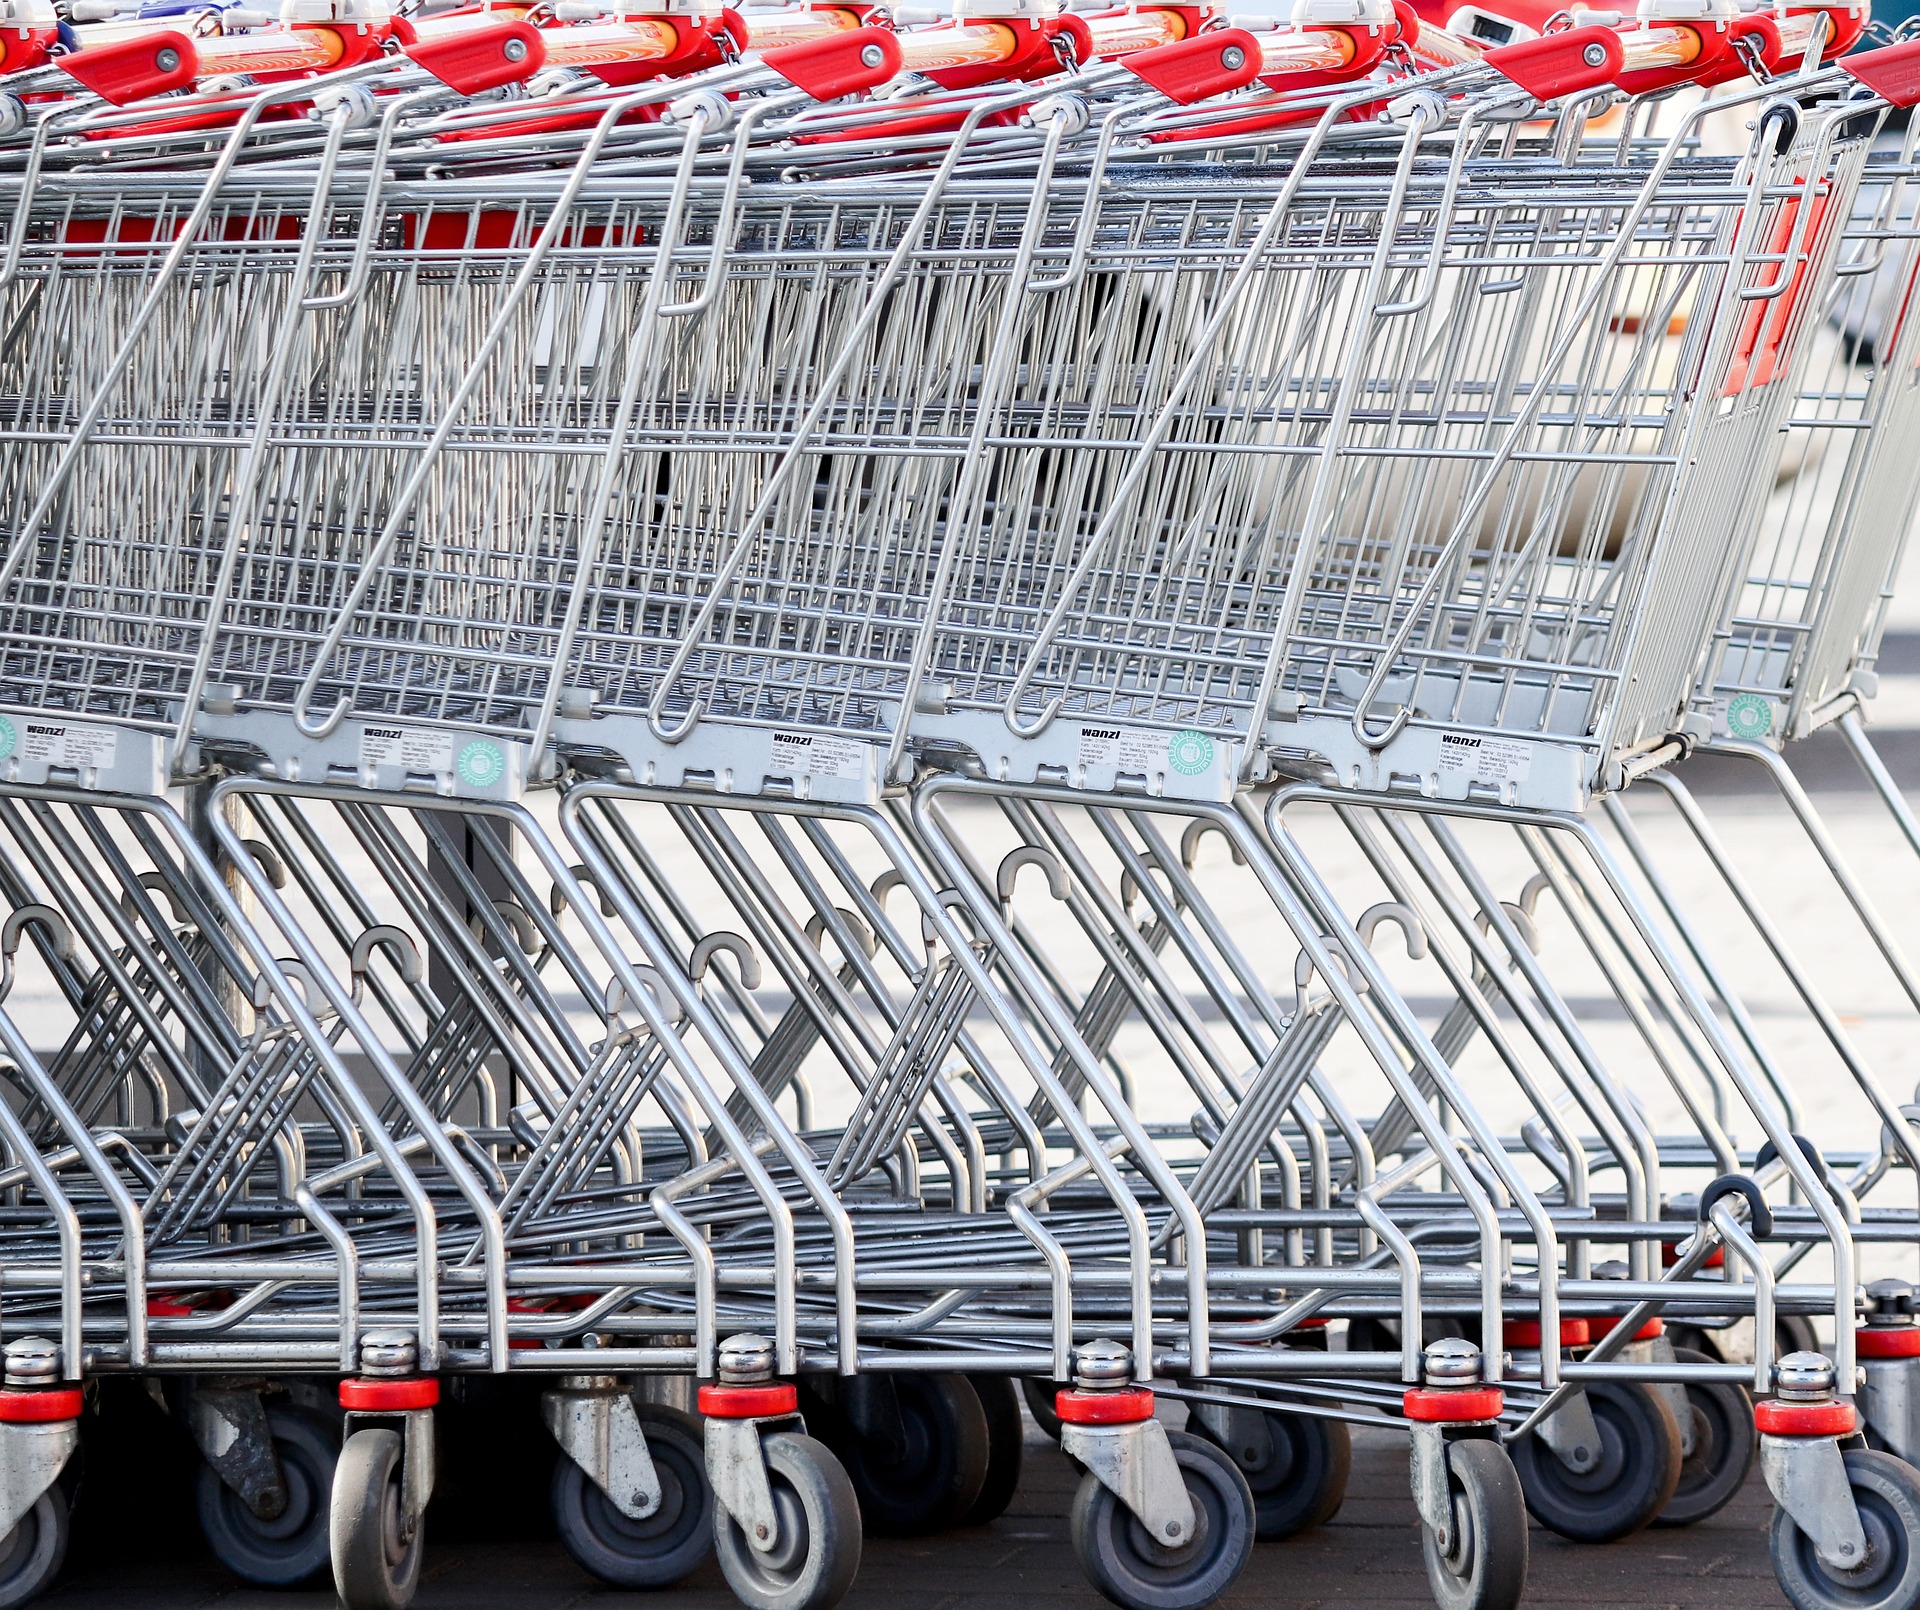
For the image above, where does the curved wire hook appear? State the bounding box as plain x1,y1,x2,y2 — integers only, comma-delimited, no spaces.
551,866,618,920
605,965,684,1028
478,902,540,956
0,905,73,1002
1515,873,1551,918
121,872,191,929
1118,859,1175,923
1292,946,1359,1018
920,889,974,949
803,908,877,963
1180,818,1246,870
1474,900,1543,958
1000,686,1066,742
995,845,1067,908
1354,902,1429,961
220,836,287,890
254,959,330,1018
689,930,762,992
349,925,424,996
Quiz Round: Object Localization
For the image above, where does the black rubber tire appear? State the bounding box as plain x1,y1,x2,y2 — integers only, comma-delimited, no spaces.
1421,1437,1528,1610
1069,1428,1254,1610
1771,1448,1920,1610
960,1376,1023,1527
819,1374,988,1536
1021,1378,1064,1442
551,1402,712,1587
196,1404,338,1586
1511,1379,1682,1543
1185,1405,1349,1540
1653,1347,1755,1529
0,1488,68,1610
713,1431,861,1610
330,1426,423,1610
1663,1323,1722,1362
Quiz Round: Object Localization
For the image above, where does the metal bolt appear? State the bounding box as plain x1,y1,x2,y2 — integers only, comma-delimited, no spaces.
1867,1279,1916,1323
860,41,886,66
3,1338,57,1388
503,36,528,60
1775,1350,1837,1402
755,1523,769,1540
155,46,180,71
1220,42,1245,68
358,1329,419,1378
1582,41,1607,65
1073,1338,1133,1391
1422,1336,1483,1388
718,1333,776,1386
1165,1520,1182,1537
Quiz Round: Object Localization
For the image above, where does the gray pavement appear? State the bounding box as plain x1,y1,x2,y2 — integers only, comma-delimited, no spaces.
44,1422,1789,1610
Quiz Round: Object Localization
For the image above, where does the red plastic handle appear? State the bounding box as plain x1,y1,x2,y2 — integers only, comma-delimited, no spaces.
1484,22,1622,98
1841,37,1920,105
763,23,902,98
1124,27,1261,102
1779,2,1868,60
912,12,1091,89
61,29,198,105
405,19,546,93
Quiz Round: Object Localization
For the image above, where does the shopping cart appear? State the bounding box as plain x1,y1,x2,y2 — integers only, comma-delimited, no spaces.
0,7,1911,1610
1567,78,1920,1482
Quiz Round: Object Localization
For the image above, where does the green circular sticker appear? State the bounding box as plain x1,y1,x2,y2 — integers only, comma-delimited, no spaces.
1168,730,1215,777
0,717,16,763
1725,694,1774,741
456,741,506,790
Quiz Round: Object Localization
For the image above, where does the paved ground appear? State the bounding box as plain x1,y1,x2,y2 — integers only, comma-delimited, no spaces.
44,1419,1789,1610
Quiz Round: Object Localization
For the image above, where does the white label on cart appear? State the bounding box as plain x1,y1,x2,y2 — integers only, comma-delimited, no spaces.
358,725,455,776
1436,731,1533,786
20,721,117,769
1078,725,1153,771
1076,725,1220,779
769,732,869,781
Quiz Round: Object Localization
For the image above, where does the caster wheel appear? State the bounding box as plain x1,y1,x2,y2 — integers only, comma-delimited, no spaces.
1021,1378,1064,1442
1421,1438,1527,1610
713,1431,861,1610
960,1376,1023,1526
551,1402,712,1586
1186,1405,1349,1539
196,1403,338,1585
330,1426,423,1610
1771,1448,1920,1610
1664,1324,1722,1362
1069,1428,1253,1610
1653,1347,1754,1528
816,1374,988,1536
1511,1379,1681,1542
0,1488,68,1610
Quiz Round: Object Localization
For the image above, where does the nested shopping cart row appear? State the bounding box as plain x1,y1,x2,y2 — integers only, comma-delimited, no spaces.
0,8,1915,1610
